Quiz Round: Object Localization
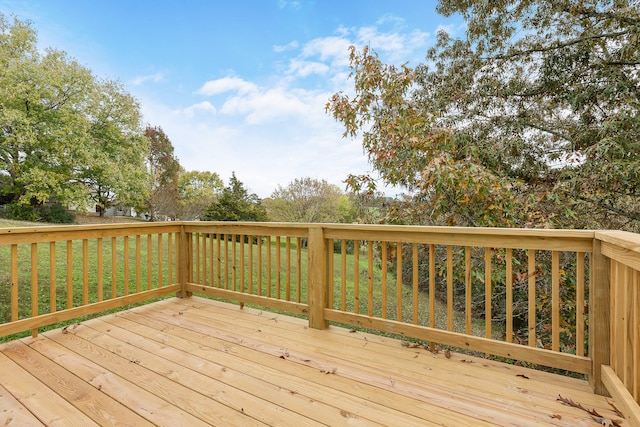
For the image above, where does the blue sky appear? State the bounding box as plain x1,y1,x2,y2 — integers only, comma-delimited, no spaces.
0,0,462,197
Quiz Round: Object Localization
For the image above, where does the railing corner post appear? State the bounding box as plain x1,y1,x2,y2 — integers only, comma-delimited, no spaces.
176,224,192,299
590,237,610,395
308,226,329,329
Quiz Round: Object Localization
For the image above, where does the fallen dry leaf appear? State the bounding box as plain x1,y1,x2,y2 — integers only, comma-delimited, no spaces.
557,395,622,427
550,414,562,420
607,400,624,418
444,348,451,359
516,374,530,379
401,340,422,348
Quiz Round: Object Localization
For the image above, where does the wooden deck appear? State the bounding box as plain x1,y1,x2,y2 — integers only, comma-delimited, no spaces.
0,297,625,427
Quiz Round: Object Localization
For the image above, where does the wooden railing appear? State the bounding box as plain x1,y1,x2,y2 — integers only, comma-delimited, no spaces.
595,230,640,426
0,223,182,338
1,221,638,424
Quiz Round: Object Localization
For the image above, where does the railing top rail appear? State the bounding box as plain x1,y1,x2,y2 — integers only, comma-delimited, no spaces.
0,222,182,245
596,230,640,254
0,220,597,251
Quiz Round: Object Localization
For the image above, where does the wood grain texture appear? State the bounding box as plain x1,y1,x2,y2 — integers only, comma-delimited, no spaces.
0,297,626,427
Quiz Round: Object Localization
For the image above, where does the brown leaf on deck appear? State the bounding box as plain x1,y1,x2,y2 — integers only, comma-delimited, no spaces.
401,340,422,348
444,349,451,359
557,395,622,427
607,400,624,418
516,374,529,379
550,414,562,419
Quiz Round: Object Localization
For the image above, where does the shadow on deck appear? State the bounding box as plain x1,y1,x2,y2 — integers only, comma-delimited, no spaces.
0,297,624,427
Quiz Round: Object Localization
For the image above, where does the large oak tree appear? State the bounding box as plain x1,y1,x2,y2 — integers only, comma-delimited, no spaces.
0,14,148,214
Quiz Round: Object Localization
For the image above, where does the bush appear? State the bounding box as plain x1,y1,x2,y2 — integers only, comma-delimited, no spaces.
0,203,76,224
40,204,76,224
3,203,40,222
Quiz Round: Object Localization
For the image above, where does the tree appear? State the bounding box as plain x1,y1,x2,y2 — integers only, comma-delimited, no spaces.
177,170,223,220
264,177,352,223
327,1,640,231
1,14,94,207
144,126,180,221
78,79,149,216
203,172,266,222
0,14,149,216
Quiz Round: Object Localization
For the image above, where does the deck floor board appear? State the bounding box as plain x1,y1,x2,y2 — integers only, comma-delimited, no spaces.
0,297,626,426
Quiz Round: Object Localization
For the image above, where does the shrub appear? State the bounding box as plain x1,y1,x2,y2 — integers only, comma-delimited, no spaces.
40,204,76,224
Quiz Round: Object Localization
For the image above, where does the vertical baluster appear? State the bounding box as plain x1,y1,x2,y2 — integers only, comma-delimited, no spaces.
266,236,272,297
485,247,492,338
83,239,89,302
248,235,253,294
168,233,173,286
112,237,118,298
146,234,152,291
552,251,560,351
576,251,585,356
296,237,302,303
257,236,262,296
240,235,246,293
216,234,222,288
429,244,435,331
465,246,472,335
505,248,513,343
31,243,38,337
135,235,141,293
157,233,163,288
285,237,291,300
396,242,402,321
49,242,56,313
194,233,200,284
528,249,537,347
412,243,419,324
381,242,388,319
368,240,375,317
341,240,347,311
67,240,73,308
97,238,103,302
354,240,360,314
232,235,237,292
11,244,18,321
123,236,129,296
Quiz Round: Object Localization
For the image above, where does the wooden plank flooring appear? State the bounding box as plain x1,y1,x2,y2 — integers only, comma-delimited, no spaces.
0,297,627,426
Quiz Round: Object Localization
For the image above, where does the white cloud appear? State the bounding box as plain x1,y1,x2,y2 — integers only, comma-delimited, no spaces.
183,101,217,118
131,72,165,86
301,36,352,67
286,59,330,77
143,18,436,197
278,0,301,9
273,40,299,52
196,77,258,96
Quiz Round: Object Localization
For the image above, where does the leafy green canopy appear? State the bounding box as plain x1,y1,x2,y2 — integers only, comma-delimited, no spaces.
0,14,148,212
328,1,640,230
145,126,181,221
265,177,353,223
177,170,223,220
203,173,267,222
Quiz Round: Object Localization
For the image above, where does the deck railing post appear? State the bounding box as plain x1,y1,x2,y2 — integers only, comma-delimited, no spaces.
308,226,329,329
176,223,192,298
590,237,610,395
